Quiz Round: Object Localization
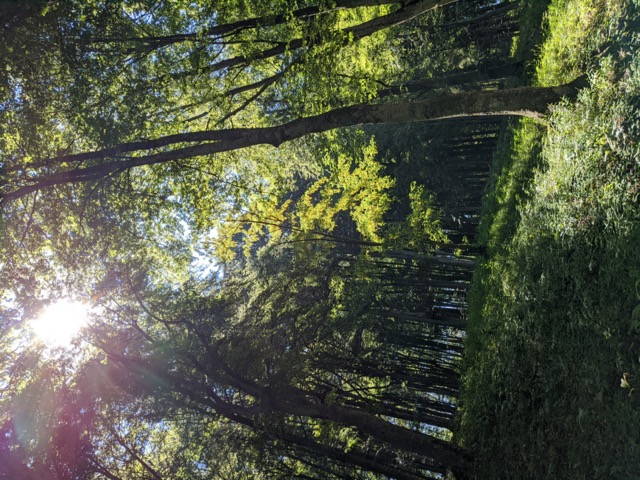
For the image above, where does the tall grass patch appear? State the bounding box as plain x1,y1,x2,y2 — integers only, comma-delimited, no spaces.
536,0,627,85
477,119,544,255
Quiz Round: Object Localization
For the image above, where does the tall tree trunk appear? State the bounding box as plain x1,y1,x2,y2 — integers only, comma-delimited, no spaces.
277,431,435,480
270,388,471,474
168,0,456,80
2,76,587,203
377,60,524,97
90,0,428,49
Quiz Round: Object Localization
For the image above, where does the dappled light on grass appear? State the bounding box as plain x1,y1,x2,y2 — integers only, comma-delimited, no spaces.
30,299,90,348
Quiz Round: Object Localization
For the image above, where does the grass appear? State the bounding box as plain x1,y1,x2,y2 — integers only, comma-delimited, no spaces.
510,0,552,68
457,0,640,478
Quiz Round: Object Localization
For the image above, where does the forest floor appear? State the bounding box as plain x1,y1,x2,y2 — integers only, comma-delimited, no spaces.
457,0,640,478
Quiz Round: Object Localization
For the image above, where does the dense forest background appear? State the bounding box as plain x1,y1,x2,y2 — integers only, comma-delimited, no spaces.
0,0,639,479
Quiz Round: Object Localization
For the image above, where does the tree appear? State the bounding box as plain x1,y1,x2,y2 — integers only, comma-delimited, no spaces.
0,1,585,478
0,0,588,205
77,242,472,479
2,78,586,203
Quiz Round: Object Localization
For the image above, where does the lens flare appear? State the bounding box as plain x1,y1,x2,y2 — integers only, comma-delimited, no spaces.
30,299,89,347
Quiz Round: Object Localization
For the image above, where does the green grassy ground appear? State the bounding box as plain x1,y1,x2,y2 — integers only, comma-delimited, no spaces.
457,1,640,478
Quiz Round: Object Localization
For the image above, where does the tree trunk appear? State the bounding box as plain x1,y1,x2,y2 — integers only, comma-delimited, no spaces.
277,430,434,480
377,60,524,97
271,388,471,474
168,0,456,80
2,76,587,203
90,0,415,49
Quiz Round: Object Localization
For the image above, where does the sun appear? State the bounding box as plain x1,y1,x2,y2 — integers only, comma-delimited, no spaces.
30,299,90,347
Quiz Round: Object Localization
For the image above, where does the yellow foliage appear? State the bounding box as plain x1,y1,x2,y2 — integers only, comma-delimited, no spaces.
211,138,394,260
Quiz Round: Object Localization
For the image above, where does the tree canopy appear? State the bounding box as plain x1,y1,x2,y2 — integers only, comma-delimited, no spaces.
0,1,588,479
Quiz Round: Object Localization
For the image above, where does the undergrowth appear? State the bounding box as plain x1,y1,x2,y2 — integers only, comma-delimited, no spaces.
458,0,640,478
